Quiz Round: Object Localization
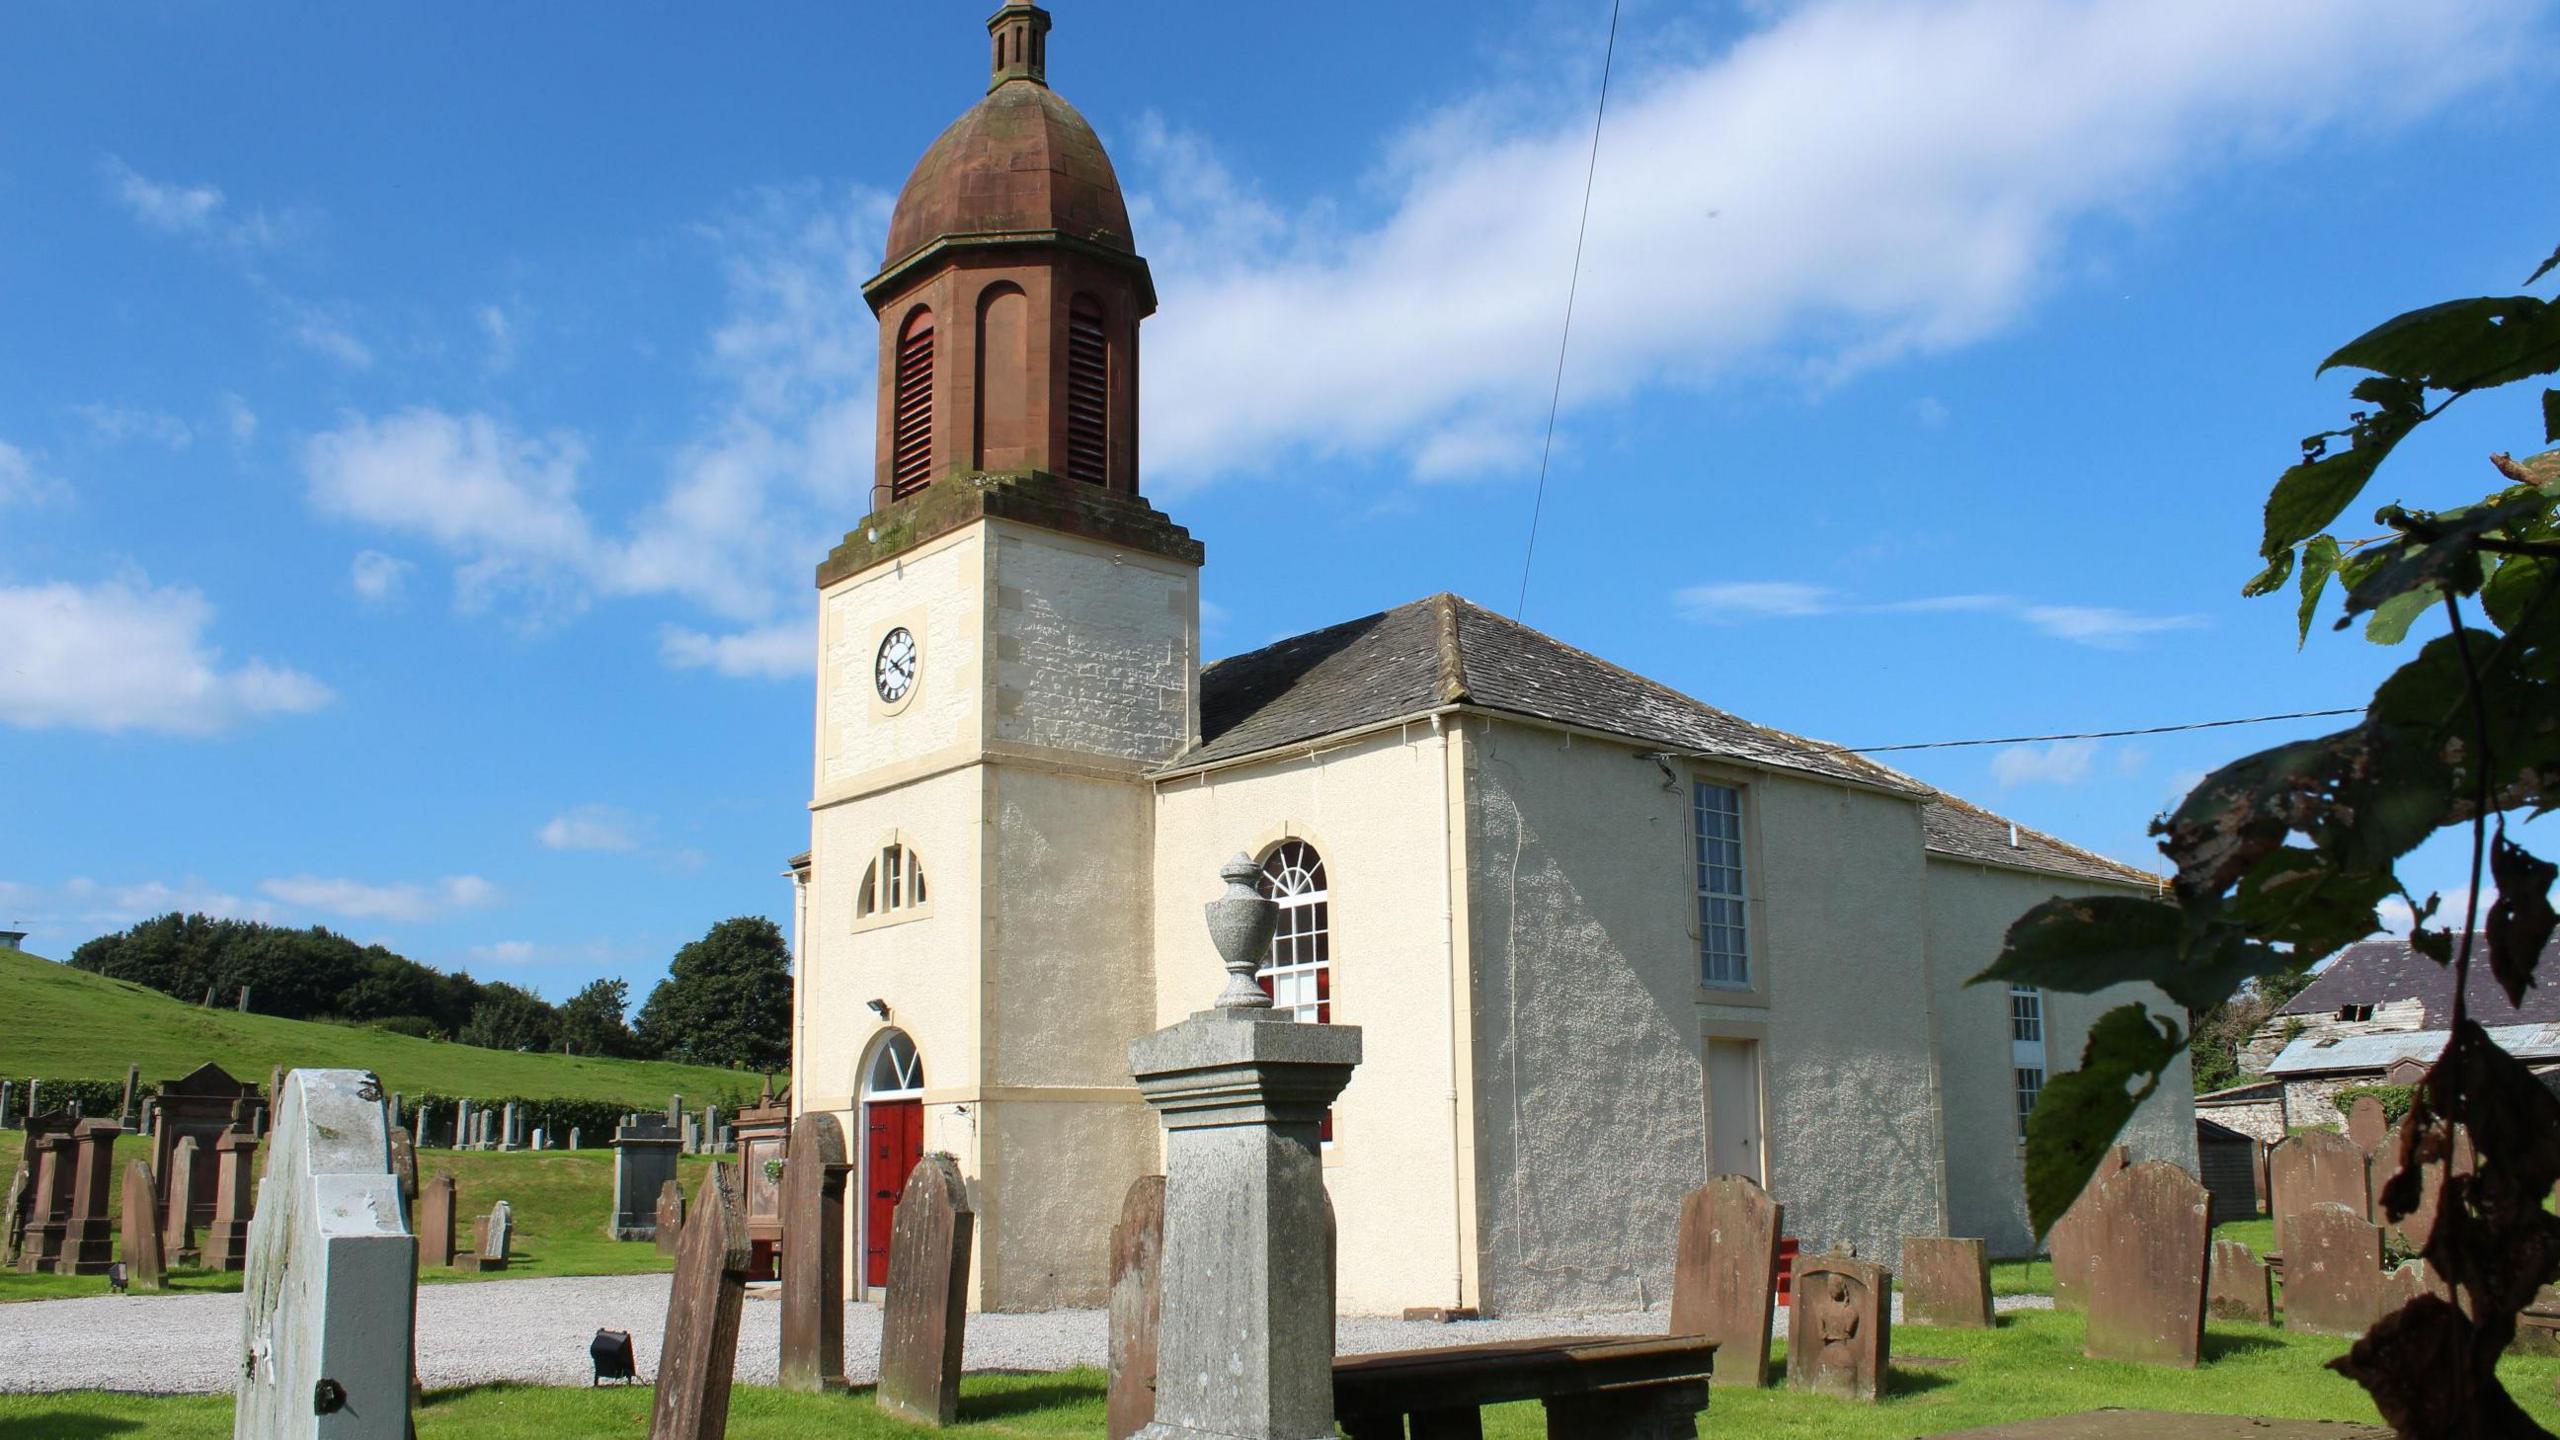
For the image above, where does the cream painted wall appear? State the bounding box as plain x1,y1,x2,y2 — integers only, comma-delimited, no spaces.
1924,857,2198,1258
817,528,982,795
1463,718,1950,1313
1150,722,1476,1316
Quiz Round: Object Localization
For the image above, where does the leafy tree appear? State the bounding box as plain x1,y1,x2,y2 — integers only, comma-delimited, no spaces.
1984,242,2560,1436
559,976,636,1058
2185,969,2315,1094
634,917,791,1070
457,981,560,1053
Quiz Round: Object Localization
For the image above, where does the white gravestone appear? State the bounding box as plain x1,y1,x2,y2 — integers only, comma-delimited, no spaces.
235,1069,415,1439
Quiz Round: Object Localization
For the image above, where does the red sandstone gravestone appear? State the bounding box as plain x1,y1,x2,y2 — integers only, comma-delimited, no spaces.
2083,1161,2209,1368
14,1117,73,1274
162,1135,201,1264
878,1152,973,1428
2048,1145,2128,1313
656,1179,687,1258
2384,1124,2472,1253
119,1159,165,1292
778,1113,851,1394
2344,1095,2390,1155
1787,1248,1892,1401
203,1127,258,1271
2206,1238,2272,1324
1903,1236,1993,1329
56,1119,123,1275
1669,1175,1783,1386
419,1173,457,1269
2284,1201,2386,1337
2270,1130,2369,1254
1106,1174,1165,1440
649,1165,750,1440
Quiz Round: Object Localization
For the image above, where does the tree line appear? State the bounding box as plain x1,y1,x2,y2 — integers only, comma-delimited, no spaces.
68,912,791,1070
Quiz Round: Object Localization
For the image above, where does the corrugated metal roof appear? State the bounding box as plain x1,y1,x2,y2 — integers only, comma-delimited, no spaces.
2264,1023,2560,1077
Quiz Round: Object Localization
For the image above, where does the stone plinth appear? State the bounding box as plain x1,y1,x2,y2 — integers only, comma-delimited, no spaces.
1667,1175,1782,1385
612,1114,683,1242
1901,1236,1992,1329
204,1128,260,1271
778,1113,851,1394
55,1119,123,1275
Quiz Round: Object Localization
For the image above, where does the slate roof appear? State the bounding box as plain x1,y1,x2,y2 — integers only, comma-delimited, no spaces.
2265,1022,2560,1077
1175,593,2160,889
2276,936,2560,1028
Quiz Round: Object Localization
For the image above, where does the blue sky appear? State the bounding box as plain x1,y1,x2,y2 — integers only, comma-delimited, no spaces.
3,0,2554,1002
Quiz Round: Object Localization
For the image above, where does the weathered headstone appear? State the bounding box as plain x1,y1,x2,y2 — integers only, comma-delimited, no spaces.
1107,1174,1168,1440
0,1079,13,1127
2344,1096,2390,1155
2270,1130,2370,1253
2206,1238,2273,1323
204,1127,260,1271
13,1114,74,1273
2284,1201,2386,1337
2048,1144,2129,1312
454,1200,515,1273
1,1161,25,1267
531,1127,547,1152
234,1069,415,1439
1787,1248,1893,1401
1130,856,1363,1440
119,1159,166,1291
2083,1160,2210,1368
736,1088,790,1282
2382,1260,2440,1312
55,1118,124,1274
657,1179,687,1258
419,1173,457,1269
501,1102,521,1151
414,1104,435,1149
778,1113,851,1394
648,1164,750,1440
2382,1124,2473,1253
878,1153,974,1427
163,1134,202,1264
1667,1175,1782,1385
1901,1235,1993,1329
119,1063,141,1128
455,1100,475,1151
612,1113,683,1241
570,1127,582,1151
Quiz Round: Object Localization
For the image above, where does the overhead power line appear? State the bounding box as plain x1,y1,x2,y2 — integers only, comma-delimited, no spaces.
1820,707,2367,756
1514,0,1623,622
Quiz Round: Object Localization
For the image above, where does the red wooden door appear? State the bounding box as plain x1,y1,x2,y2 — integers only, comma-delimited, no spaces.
864,1098,924,1287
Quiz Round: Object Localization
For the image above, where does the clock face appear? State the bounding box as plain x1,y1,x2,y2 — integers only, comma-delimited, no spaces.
875,626,918,704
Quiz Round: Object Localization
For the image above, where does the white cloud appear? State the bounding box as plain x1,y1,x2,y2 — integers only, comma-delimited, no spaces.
1129,0,2522,483
0,574,333,735
538,805,645,853
1672,580,2201,647
286,305,373,370
478,304,516,373
100,155,282,251
1914,396,1951,428
220,393,258,446
1675,581,1839,621
349,550,415,605
2020,605,2210,648
49,877,277,928
469,940,541,966
73,403,192,450
0,440,67,508
1991,739,2100,786
661,620,816,679
258,873,500,923
304,409,596,614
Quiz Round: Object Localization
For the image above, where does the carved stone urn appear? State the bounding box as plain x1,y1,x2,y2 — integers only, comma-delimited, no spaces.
1204,853,1277,1013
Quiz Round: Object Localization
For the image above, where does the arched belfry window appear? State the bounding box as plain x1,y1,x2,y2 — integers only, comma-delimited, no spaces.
1064,294,1110,485
1256,840,1330,1023
892,309,935,499
856,842,928,921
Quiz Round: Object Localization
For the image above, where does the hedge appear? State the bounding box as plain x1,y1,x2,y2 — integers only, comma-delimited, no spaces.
2334,1082,2420,1126
3,1076,756,1146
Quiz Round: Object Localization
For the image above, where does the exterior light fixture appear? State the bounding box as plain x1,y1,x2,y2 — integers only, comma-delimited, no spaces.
590,1328,638,1385
866,998,891,1021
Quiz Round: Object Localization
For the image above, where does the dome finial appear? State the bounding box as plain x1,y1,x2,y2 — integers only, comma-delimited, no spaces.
988,3,1050,90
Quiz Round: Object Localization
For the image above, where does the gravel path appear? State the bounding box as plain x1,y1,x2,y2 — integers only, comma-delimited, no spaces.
0,1276,2060,1394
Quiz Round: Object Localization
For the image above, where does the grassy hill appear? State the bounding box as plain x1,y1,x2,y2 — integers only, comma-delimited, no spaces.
0,945,748,1104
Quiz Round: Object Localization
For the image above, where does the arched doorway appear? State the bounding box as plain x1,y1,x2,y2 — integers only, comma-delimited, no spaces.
860,1029,926,1289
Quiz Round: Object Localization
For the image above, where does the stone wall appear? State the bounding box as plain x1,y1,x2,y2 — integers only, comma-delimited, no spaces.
988,522,1194,764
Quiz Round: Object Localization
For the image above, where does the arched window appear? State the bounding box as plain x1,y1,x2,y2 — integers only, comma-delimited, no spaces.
1063,294,1110,485
892,309,935,499
1256,840,1329,1023
856,842,929,920
865,1029,924,1098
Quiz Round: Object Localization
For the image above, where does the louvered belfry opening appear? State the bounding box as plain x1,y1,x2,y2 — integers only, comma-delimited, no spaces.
1064,295,1109,485
892,310,936,499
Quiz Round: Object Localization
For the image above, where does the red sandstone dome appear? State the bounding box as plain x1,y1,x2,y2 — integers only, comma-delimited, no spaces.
880,6,1135,269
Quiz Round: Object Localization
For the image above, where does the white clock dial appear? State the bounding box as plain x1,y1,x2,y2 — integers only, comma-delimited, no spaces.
875,626,918,703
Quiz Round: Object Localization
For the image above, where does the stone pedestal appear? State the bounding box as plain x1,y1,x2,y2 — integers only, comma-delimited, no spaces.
204,1129,261,1272
612,1115,683,1242
13,1116,74,1274
56,1119,123,1275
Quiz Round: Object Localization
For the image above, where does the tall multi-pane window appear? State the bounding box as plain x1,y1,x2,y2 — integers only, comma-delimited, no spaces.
1694,782,1748,986
1256,840,1330,1023
2009,985,2044,1044
2013,1066,2045,1140
2010,983,2047,1140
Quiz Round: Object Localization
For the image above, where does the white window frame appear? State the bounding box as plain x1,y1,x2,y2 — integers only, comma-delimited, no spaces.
1693,781,1749,989
1256,840,1330,1024
2010,984,2048,1143
853,839,931,932
2013,1065,2045,1142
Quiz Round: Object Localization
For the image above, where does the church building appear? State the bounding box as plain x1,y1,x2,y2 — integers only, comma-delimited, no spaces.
788,4,2197,1316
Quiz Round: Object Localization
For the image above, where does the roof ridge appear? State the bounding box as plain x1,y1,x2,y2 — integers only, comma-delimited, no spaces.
1923,789,2164,887
1432,592,1470,705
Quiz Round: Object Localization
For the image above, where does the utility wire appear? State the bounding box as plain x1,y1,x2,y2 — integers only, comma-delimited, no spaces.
1817,706,2366,756
1514,0,1622,621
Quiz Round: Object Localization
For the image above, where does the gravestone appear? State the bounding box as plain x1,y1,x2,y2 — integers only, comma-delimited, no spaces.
56,1119,123,1274
2083,1161,2210,1368
612,1114,683,1241
14,1118,75,1274
204,1127,261,1271
657,1179,687,1257
1130,856,1363,1440
389,1126,418,1204
163,1134,202,1264
119,1159,165,1291
415,1105,435,1149
2345,1096,2390,1155
152,1064,251,1236
419,1173,457,1269
234,1069,416,1439
1,1161,25,1267
2270,1130,2370,1253
2382,1260,2440,1312
735,1085,791,1282
778,1112,852,1394
570,1128,582,1150
1786,1248,1893,1401
2284,1202,2386,1337
1667,1175,1783,1385
2384,1125,2473,1252
2206,1238,2273,1323
1902,1236,1993,1329
531,1128,546,1152
1107,1174,1167,1440
878,1153,974,1427
0,1080,12,1127
454,1200,514,1274
119,1063,141,1128
649,1163,750,1440
502,1103,521,1151
2049,1145,2129,1312
456,1100,474,1151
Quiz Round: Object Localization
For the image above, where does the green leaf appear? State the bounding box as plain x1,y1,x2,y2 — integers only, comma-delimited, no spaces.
2265,449,2386,564
2321,295,2560,392
2531,242,2560,289
2022,1003,2183,1236
2297,535,2341,644
1978,897,2179,994
2545,388,2560,444
2227,848,2395,958
2361,587,2435,645
2484,554,2557,634
2243,547,2295,599
2338,492,2547,640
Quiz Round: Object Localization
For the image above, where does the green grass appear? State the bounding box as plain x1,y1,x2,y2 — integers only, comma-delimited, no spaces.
0,945,745,1102
0,1132,714,1301
6,1314,2555,1438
